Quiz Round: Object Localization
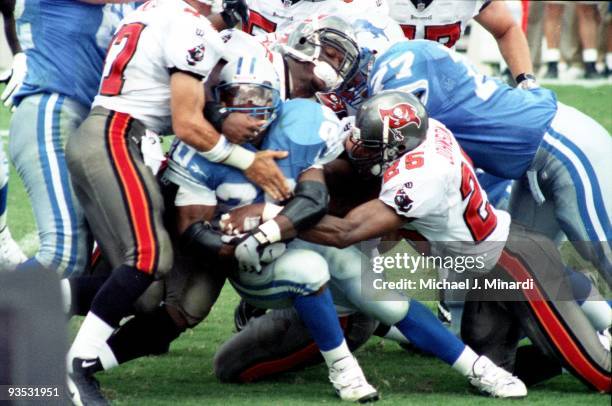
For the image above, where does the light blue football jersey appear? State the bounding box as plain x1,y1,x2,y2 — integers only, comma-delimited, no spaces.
368,40,558,179
166,99,343,215
13,0,139,108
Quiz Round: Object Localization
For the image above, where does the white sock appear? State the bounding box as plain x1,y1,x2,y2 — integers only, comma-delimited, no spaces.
545,48,561,62
67,312,115,372
320,339,351,368
580,301,612,331
60,279,71,314
582,48,598,63
98,342,119,371
384,326,410,345
451,346,479,376
606,52,612,70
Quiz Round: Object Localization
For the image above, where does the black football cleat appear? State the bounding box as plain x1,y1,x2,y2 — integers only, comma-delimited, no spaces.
67,357,108,406
233,299,267,332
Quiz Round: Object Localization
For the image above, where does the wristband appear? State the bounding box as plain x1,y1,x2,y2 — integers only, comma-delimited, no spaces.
221,144,256,170
262,203,284,221
258,220,282,244
515,73,536,85
199,135,233,162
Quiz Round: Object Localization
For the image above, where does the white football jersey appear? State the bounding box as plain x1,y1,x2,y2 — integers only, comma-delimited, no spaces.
244,0,389,35
379,117,510,264
387,0,490,47
94,0,228,134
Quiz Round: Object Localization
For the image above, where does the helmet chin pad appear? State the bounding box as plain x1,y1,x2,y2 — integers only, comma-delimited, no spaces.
313,60,342,91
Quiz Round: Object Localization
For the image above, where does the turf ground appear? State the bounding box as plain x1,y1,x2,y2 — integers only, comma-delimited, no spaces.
1,84,611,405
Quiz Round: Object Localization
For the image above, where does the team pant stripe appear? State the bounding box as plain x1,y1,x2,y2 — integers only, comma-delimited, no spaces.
499,250,611,392
542,131,611,242
238,317,349,382
106,112,158,273
51,95,81,276
37,93,81,276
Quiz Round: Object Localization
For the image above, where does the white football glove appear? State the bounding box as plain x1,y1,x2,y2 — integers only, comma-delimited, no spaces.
0,53,27,110
140,129,166,175
234,230,286,273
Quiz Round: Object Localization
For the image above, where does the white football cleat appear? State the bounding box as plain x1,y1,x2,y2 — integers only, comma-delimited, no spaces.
0,227,26,271
329,356,379,403
469,356,527,398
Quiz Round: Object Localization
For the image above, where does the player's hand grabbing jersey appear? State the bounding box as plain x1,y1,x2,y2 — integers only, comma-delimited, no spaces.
387,0,490,47
379,117,510,267
166,99,344,213
94,0,228,134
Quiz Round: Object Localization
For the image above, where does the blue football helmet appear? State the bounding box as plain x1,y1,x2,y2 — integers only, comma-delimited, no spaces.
215,56,282,129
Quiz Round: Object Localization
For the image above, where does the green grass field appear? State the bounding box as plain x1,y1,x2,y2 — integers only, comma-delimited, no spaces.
1,85,611,405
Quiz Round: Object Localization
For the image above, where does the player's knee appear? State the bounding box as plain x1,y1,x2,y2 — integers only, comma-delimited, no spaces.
277,249,330,293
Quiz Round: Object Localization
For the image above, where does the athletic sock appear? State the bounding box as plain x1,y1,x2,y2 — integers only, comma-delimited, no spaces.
293,288,347,365
67,275,111,316
107,306,184,365
375,324,411,345
320,340,352,368
606,52,612,71
582,48,598,64
395,299,466,366
565,267,612,330
68,312,115,373
68,265,154,370
89,264,154,327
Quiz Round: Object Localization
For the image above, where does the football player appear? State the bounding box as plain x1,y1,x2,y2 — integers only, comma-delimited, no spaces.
368,40,612,311
5,1,141,279
220,91,611,393
166,55,379,402
387,0,535,88
0,0,26,270
62,1,275,405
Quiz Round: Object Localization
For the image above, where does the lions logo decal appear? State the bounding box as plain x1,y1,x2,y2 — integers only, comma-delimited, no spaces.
186,44,205,66
378,103,421,130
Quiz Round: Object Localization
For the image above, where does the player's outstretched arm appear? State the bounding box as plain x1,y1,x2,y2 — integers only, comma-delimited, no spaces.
232,168,331,272
475,0,534,84
300,198,406,249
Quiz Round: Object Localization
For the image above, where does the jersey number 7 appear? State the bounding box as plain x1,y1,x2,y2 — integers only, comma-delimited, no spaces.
100,23,146,96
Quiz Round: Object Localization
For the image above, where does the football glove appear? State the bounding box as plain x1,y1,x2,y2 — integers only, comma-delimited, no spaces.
221,0,249,28
0,52,27,110
233,227,285,273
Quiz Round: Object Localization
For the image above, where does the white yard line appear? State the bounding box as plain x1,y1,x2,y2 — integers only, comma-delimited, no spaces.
0,129,8,137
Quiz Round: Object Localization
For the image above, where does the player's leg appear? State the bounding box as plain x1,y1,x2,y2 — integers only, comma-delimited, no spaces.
64,107,173,404
0,140,26,270
537,102,612,287
293,239,527,398
214,309,378,383
230,247,378,402
543,2,565,78
496,226,611,392
508,173,611,331
576,3,603,78
8,93,91,277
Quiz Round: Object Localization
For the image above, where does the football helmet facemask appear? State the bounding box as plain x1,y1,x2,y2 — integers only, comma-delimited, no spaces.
348,90,429,177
